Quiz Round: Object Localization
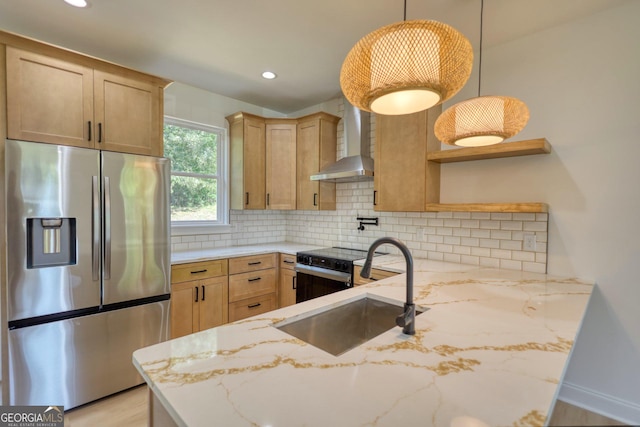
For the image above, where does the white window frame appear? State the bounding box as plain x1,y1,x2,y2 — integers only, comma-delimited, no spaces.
164,116,230,235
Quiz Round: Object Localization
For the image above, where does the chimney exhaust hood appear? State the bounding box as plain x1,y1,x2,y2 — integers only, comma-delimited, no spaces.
310,97,373,182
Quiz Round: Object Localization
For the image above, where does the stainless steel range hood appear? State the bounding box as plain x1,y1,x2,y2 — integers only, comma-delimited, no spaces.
310,98,373,182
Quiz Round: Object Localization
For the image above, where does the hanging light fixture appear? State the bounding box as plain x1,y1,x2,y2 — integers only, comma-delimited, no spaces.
340,1,473,116
434,0,529,146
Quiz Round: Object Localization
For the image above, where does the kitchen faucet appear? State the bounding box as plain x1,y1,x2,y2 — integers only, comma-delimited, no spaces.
360,237,415,335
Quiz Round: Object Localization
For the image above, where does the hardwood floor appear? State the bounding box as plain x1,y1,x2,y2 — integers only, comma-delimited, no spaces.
64,385,147,427
549,400,627,426
63,386,628,427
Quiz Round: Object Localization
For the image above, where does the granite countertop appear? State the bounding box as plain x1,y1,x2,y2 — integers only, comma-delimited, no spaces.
170,242,325,264
134,259,593,427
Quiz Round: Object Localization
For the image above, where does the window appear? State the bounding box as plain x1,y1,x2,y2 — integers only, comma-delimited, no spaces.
163,117,228,231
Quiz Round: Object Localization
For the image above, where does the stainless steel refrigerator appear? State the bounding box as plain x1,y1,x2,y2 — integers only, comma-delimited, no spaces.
5,139,171,409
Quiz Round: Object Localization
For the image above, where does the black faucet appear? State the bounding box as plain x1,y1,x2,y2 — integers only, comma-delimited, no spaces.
360,237,415,335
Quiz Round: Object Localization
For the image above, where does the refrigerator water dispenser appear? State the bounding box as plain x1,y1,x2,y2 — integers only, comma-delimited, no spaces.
26,218,77,268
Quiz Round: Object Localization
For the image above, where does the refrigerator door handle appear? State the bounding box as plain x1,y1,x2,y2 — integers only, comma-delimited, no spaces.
104,176,111,280
92,176,100,281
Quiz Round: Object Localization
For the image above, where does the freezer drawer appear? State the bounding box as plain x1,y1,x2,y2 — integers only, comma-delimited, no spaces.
8,300,170,409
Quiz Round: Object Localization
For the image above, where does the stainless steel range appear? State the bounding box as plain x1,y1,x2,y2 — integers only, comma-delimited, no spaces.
295,247,370,303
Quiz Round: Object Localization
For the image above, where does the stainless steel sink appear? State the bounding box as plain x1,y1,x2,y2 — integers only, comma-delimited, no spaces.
275,296,426,356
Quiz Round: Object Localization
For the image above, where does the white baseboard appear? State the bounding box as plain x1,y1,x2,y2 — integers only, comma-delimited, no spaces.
559,382,640,425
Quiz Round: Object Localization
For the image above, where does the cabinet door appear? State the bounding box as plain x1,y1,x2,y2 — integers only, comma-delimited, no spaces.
94,70,163,156
6,46,93,148
170,282,197,339
374,109,440,211
243,117,266,209
198,276,229,331
228,269,277,303
296,116,337,210
279,267,297,308
296,119,320,210
266,123,296,210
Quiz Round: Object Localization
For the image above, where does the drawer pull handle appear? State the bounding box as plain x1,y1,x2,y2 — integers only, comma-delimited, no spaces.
190,269,208,274
248,277,262,282
248,303,261,309
248,261,262,266
283,260,294,264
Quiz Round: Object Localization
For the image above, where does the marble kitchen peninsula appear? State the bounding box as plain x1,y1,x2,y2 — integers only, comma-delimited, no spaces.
134,259,593,427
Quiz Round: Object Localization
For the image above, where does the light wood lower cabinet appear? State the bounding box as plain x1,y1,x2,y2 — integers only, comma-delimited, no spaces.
353,265,399,286
278,253,297,308
170,260,229,339
228,253,277,322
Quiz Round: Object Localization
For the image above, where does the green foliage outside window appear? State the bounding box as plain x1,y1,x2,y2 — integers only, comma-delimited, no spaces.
163,122,220,221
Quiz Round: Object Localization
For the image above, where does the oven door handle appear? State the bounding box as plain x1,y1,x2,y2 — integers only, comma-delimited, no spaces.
295,264,352,284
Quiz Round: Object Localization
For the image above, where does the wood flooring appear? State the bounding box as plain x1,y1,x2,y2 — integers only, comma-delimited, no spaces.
64,385,147,427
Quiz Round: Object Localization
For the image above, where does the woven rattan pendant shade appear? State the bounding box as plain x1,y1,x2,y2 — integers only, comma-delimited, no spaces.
434,96,530,146
340,20,473,115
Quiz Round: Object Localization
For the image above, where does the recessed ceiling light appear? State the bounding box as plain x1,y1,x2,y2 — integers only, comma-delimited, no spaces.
64,0,88,7
261,71,277,80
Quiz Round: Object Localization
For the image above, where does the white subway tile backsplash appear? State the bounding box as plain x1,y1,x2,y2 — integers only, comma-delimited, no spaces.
480,257,500,268
491,213,512,221
500,221,523,231
500,259,522,270
500,240,522,251
513,213,536,221
170,180,549,273
524,221,548,232
491,249,512,259
471,229,491,239
480,220,500,230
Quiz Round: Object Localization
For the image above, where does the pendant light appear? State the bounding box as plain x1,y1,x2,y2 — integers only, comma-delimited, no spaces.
340,0,473,116
434,0,529,146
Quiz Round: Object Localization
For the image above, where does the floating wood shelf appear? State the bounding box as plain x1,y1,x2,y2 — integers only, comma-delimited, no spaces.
427,138,551,163
425,203,548,213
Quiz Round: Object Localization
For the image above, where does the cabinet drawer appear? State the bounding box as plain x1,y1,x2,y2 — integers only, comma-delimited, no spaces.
353,265,399,286
229,293,277,322
229,253,276,274
279,253,296,270
229,269,277,303
171,259,228,284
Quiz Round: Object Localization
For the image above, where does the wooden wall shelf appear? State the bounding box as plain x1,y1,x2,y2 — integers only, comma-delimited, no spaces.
425,203,548,213
427,138,551,163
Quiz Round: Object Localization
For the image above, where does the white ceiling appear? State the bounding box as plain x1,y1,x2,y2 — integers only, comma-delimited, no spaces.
0,0,627,114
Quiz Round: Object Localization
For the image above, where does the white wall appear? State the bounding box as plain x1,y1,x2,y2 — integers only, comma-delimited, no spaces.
438,2,640,422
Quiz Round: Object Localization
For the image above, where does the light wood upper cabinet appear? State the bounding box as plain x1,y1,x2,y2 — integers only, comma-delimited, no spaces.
93,70,162,156
374,105,441,212
296,112,339,210
265,121,296,210
227,112,266,210
6,47,93,148
4,42,167,156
